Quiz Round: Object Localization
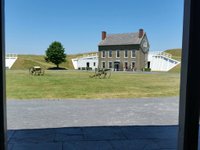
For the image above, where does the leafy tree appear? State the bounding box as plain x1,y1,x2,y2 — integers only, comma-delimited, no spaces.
45,41,66,68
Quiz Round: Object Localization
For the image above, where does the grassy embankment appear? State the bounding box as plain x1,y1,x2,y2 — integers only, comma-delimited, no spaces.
6,70,180,99
11,52,97,70
12,49,182,72
165,48,182,73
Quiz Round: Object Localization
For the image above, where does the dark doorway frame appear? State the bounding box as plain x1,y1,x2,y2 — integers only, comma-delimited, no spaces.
86,62,90,68
177,0,200,149
0,0,7,149
1,0,200,149
114,61,120,71
147,61,150,69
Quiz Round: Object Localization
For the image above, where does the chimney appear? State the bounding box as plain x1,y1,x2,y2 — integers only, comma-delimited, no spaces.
102,31,106,40
139,29,144,38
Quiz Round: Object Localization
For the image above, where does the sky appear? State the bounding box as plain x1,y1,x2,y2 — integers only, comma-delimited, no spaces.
5,0,184,55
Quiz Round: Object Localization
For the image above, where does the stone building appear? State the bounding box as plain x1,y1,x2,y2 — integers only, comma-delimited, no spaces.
98,29,149,71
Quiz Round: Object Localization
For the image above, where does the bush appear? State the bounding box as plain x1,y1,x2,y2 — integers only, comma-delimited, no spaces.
143,68,151,72
80,67,92,70
86,67,92,70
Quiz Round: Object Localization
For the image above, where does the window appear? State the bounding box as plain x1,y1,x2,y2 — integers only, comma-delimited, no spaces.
108,50,112,58
116,50,120,58
132,50,136,58
93,62,96,66
132,62,135,70
102,62,106,68
124,50,128,58
102,51,105,58
124,62,128,70
109,62,112,68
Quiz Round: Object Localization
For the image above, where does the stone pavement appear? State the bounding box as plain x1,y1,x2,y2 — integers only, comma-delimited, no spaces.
7,97,180,150
8,126,178,150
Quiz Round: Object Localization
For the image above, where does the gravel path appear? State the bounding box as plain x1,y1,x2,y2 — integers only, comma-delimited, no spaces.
7,97,179,129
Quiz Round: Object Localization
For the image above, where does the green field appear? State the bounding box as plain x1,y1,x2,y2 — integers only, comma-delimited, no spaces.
165,48,182,73
6,70,180,99
7,49,181,99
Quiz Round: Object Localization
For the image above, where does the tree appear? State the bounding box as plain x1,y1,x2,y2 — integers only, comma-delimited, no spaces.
45,41,66,68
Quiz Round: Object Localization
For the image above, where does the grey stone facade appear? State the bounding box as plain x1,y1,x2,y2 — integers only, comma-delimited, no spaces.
98,29,149,71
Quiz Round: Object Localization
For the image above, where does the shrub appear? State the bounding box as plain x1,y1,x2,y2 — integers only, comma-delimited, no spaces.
143,68,151,72
86,67,92,70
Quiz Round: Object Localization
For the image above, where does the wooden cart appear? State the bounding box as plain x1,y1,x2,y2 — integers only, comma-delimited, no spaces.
89,68,111,79
29,66,44,76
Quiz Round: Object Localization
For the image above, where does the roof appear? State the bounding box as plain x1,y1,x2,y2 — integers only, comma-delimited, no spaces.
99,32,144,46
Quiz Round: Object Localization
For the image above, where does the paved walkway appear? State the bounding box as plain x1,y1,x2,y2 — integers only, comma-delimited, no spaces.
7,97,179,129
7,97,179,150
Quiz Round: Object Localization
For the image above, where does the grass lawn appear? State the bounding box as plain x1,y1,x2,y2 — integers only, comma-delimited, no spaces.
169,64,181,73
6,70,180,99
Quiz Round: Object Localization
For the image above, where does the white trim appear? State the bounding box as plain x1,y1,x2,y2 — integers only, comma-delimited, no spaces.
131,50,136,58
124,50,128,58
131,61,136,63
116,50,120,58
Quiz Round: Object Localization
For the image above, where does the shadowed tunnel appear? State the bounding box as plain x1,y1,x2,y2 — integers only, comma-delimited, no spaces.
2,0,200,149
8,125,178,150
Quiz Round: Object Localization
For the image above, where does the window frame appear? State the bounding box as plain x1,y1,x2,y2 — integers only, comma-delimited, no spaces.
102,51,106,58
116,50,120,58
108,61,112,69
124,61,128,70
131,50,136,58
108,50,112,58
124,50,128,58
102,61,106,68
